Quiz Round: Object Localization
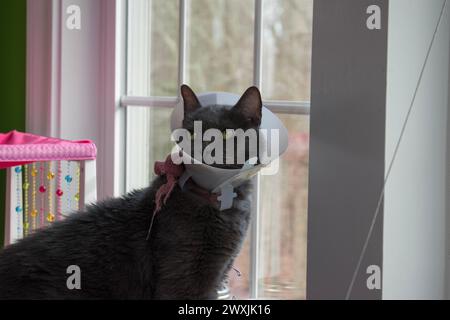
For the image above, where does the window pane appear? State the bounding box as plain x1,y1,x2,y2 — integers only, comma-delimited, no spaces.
125,1,311,300
127,0,179,96
126,107,174,192
261,0,313,101
186,0,255,93
258,114,309,299
227,235,251,299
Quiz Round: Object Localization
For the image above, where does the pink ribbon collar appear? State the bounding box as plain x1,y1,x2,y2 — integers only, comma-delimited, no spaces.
146,155,219,240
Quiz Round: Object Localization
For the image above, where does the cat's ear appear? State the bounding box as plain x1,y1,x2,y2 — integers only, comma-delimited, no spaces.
181,84,201,115
232,86,262,127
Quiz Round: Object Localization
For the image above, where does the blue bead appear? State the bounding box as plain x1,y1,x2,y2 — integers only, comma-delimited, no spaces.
65,175,73,183
15,167,22,173
15,206,22,213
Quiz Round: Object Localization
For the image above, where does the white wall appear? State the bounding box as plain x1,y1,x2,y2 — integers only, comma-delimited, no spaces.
383,0,450,299
60,0,116,200
60,0,102,144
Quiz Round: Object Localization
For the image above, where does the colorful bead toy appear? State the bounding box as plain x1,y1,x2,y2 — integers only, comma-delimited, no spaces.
9,161,83,235
0,130,97,245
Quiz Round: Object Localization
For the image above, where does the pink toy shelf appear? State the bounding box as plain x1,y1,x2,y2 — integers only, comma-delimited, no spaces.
0,131,97,246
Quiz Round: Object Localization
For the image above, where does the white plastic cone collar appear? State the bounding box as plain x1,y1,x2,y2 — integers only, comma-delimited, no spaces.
170,91,289,209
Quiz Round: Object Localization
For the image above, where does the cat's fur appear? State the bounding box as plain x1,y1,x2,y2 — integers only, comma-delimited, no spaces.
0,85,262,299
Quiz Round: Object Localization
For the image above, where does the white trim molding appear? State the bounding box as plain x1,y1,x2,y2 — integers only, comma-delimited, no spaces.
26,0,63,138
26,0,123,199
26,0,55,137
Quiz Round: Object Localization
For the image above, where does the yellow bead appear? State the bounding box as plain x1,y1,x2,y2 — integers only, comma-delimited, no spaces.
47,172,55,180
31,169,38,177
23,182,30,190
74,193,80,201
24,222,29,230
46,213,55,222
30,209,38,217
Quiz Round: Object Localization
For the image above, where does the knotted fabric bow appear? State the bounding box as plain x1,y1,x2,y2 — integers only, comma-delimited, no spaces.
146,155,184,240
154,155,184,213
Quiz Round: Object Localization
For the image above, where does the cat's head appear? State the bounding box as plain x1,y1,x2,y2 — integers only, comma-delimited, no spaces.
180,84,262,169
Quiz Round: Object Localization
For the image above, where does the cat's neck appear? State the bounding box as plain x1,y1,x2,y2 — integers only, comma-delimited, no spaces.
185,179,253,210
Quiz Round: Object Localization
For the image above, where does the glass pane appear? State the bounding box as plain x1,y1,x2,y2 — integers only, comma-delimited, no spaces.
127,0,179,96
258,114,310,299
125,0,311,300
261,0,313,101
228,235,251,299
186,0,255,93
126,107,174,192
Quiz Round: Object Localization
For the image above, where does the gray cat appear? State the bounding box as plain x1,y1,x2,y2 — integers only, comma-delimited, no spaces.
0,85,262,299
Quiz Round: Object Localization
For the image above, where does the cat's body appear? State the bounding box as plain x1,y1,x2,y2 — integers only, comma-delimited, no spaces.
0,85,262,299
0,177,251,299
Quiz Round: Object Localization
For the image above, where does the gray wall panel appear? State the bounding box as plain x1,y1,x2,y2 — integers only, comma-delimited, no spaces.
307,0,388,299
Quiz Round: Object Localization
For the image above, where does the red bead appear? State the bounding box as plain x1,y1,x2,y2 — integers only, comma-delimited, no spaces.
56,189,64,197
39,185,46,193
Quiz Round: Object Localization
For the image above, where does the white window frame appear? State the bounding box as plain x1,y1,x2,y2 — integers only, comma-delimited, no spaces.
24,0,320,301
25,0,450,301
120,0,311,298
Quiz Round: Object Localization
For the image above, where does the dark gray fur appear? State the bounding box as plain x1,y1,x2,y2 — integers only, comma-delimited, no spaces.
0,85,262,300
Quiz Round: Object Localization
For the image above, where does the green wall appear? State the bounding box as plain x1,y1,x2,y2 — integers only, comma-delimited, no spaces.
0,1,27,246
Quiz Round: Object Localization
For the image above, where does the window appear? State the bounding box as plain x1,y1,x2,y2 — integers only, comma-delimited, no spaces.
122,0,312,299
